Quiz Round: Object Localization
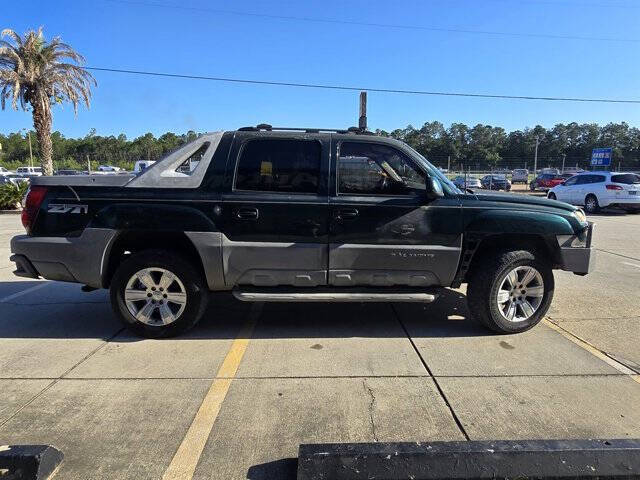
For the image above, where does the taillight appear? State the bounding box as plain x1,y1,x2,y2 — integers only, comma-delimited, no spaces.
21,186,48,234
606,184,623,191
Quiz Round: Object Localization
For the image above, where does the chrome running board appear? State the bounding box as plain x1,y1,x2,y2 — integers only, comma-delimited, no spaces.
232,287,439,303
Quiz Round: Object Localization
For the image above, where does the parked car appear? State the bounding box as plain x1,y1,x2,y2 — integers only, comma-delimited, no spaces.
481,174,511,191
133,160,156,174
530,174,565,191
54,169,82,176
540,168,560,175
548,171,640,213
10,125,594,338
0,167,12,175
16,166,43,177
1,173,29,185
511,169,529,184
453,175,481,190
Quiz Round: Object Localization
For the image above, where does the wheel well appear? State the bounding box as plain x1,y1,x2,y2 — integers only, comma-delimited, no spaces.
465,233,559,281
102,231,205,288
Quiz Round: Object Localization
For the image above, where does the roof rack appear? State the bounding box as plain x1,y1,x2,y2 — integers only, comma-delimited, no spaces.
237,124,374,135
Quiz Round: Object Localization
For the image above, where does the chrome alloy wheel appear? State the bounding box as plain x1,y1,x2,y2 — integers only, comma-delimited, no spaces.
585,196,598,213
496,266,544,322
124,268,187,325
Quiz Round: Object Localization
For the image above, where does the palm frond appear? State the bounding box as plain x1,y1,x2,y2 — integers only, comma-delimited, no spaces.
0,27,95,113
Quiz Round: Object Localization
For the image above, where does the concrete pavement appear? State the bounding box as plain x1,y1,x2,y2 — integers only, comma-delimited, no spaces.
0,212,639,479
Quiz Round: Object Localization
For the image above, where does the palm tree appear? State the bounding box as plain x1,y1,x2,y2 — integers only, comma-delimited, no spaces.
0,27,95,175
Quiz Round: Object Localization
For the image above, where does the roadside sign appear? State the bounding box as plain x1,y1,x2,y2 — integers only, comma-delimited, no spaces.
591,147,612,166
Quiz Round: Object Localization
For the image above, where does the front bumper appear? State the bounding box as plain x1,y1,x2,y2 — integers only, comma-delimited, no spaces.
558,222,595,275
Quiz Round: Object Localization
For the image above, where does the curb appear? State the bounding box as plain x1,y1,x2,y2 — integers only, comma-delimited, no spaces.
0,210,21,215
0,445,63,480
298,439,640,480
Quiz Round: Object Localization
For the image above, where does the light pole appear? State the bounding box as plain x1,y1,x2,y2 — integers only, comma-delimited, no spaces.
20,128,34,168
561,153,566,173
533,135,539,175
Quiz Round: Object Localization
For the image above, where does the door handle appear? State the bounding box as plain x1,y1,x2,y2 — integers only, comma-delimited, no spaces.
235,207,259,220
336,208,359,220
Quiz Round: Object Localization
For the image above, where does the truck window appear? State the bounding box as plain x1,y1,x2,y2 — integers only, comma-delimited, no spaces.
337,142,425,196
175,143,209,176
234,139,320,194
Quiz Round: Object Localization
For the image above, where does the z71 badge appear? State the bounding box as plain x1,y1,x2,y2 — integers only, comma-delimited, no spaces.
47,204,88,214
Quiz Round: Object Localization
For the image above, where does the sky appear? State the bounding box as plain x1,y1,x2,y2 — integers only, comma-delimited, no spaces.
2,0,640,139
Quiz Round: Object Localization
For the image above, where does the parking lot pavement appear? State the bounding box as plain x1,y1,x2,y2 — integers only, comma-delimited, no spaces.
0,212,639,479
549,212,640,371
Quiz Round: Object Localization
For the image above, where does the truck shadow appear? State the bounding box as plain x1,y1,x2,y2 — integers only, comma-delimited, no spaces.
0,281,490,340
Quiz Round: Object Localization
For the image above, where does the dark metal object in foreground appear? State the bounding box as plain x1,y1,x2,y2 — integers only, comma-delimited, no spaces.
297,439,640,480
0,445,63,480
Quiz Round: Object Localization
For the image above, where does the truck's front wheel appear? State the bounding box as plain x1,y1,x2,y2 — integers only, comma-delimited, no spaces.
110,250,209,338
467,250,554,334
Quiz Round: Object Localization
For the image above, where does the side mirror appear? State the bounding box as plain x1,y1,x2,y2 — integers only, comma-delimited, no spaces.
425,176,444,199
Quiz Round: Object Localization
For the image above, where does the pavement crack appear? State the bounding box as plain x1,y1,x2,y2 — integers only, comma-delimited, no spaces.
595,248,640,262
391,303,471,441
0,327,124,430
362,379,379,442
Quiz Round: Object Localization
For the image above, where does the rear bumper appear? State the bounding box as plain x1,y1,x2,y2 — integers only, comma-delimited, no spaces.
9,229,117,288
9,254,40,279
558,222,595,275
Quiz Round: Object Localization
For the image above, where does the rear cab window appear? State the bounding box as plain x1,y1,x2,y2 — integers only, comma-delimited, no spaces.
234,138,322,194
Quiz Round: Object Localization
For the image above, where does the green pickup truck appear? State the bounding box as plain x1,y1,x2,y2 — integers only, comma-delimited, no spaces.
10,125,594,338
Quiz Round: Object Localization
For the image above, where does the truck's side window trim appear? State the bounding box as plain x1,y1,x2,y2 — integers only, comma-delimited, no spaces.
335,141,426,198
232,138,323,195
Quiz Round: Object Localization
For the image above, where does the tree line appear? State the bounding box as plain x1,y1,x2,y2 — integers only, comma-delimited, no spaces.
1,121,639,172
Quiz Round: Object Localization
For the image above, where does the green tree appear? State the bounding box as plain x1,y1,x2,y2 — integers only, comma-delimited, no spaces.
0,28,95,175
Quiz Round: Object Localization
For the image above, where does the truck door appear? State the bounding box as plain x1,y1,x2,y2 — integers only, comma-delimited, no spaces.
328,139,462,287
218,133,329,287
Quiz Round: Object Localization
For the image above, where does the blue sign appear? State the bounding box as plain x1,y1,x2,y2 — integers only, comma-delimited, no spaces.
591,147,612,166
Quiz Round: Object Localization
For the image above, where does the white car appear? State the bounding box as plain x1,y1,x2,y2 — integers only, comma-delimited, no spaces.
133,160,156,174
16,166,43,177
548,171,640,213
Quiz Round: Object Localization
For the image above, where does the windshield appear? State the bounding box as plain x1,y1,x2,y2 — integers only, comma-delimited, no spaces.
405,145,461,194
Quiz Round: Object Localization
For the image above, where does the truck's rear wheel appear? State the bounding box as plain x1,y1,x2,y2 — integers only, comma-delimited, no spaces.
467,249,554,334
110,249,209,338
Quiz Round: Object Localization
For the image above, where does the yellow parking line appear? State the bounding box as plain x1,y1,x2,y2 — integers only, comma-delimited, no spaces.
162,303,262,480
543,319,639,377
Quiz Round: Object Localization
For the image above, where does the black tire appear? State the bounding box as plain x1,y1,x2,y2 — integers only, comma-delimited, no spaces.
467,249,554,334
110,249,209,338
548,192,556,200
584,194,599,214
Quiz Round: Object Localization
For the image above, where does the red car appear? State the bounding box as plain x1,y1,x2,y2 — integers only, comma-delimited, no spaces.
530,174,566,191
